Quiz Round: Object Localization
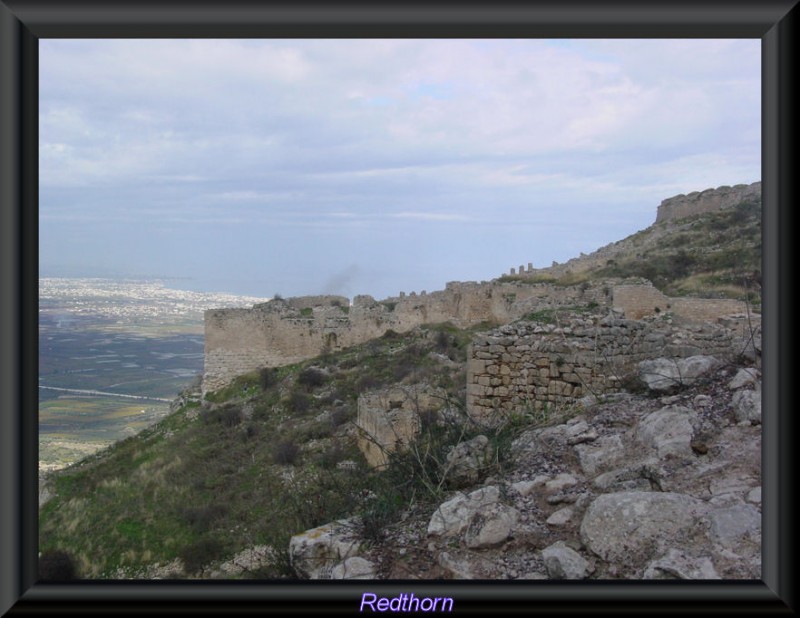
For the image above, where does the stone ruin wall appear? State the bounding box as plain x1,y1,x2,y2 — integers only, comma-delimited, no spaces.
655,181,761,224
203,277,756,393
203,281,615,393
466,316,752,425
612,283,748,321
355,386,445,468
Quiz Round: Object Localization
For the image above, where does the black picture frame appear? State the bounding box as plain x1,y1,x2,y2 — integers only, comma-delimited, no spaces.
1,1,796,615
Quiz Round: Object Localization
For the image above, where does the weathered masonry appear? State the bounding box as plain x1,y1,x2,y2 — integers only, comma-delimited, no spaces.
203,281,614,393
612,283,747,321
203,279,753,394
655,181,761,224
466,315,757,425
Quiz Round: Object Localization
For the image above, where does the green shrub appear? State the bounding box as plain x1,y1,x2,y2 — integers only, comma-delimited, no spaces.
297,367,327,390
259,367,278,390
178,538,226,575
273,440,301,465
287,390,311,414
179,504,228,533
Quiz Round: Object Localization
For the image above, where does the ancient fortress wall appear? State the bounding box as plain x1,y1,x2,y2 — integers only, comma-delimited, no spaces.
466,317,744,425
204,281,615,393
612,283,747,321
203,278,754,393
655,181,761,224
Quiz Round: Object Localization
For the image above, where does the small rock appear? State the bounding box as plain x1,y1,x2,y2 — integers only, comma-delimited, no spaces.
575,435,625,477
746,487,762,505
330,557,376,580
593,465,654,492
637,405,696,459
731,390,761,424
693,395,712,408
545,473,579,493
511,475,548,497
707,504,761,550
464,504,520,549
541,541,591,579
438,552,478,579
546,507,574,527
643,549,720,579
728,368,760,390
444,435,492,487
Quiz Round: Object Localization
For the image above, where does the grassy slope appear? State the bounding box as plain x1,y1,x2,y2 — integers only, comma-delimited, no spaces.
500,196,762,305
39,324,488,578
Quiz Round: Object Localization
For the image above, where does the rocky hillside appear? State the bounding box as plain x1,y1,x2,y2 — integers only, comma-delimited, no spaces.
38,182,762,582
39,310,762,581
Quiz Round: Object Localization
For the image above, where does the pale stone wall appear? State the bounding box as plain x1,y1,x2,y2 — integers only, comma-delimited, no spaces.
203,280,618,393
355,386,445,468
204,276,751,395
655,182,761,224
613,283,748,321
466,317,741,425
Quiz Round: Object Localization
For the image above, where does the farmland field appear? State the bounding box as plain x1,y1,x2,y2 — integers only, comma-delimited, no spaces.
38,278,269,470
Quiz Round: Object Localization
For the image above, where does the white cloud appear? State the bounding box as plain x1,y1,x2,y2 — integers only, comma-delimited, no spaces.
39,39,760,298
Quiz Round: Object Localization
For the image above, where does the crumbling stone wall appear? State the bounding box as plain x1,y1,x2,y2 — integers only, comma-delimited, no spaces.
466,316,744,425
204,281,615,393
655,182,761,224
613,283,748,321
355,385,445,468
204,277,752,394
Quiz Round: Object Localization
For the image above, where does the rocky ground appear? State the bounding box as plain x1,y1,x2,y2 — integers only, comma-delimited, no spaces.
288,355,762,580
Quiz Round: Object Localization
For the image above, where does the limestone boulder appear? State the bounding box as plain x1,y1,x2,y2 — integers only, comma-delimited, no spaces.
330,556,377,580
638,356,721,392
428,486,502,538
637,405,696,459
728,367,760,390
289,519,361,579
464,503,520,549
444,435,492,487
706,504,761,550
581,491,707,564
575,435,625,478
731,390,761,424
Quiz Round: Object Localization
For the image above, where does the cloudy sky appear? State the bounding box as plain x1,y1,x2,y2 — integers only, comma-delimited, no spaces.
39,39,760,299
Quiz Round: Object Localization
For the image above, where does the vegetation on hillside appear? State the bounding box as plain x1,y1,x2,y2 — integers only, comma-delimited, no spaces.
499,197,762,307
40,322,543,579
